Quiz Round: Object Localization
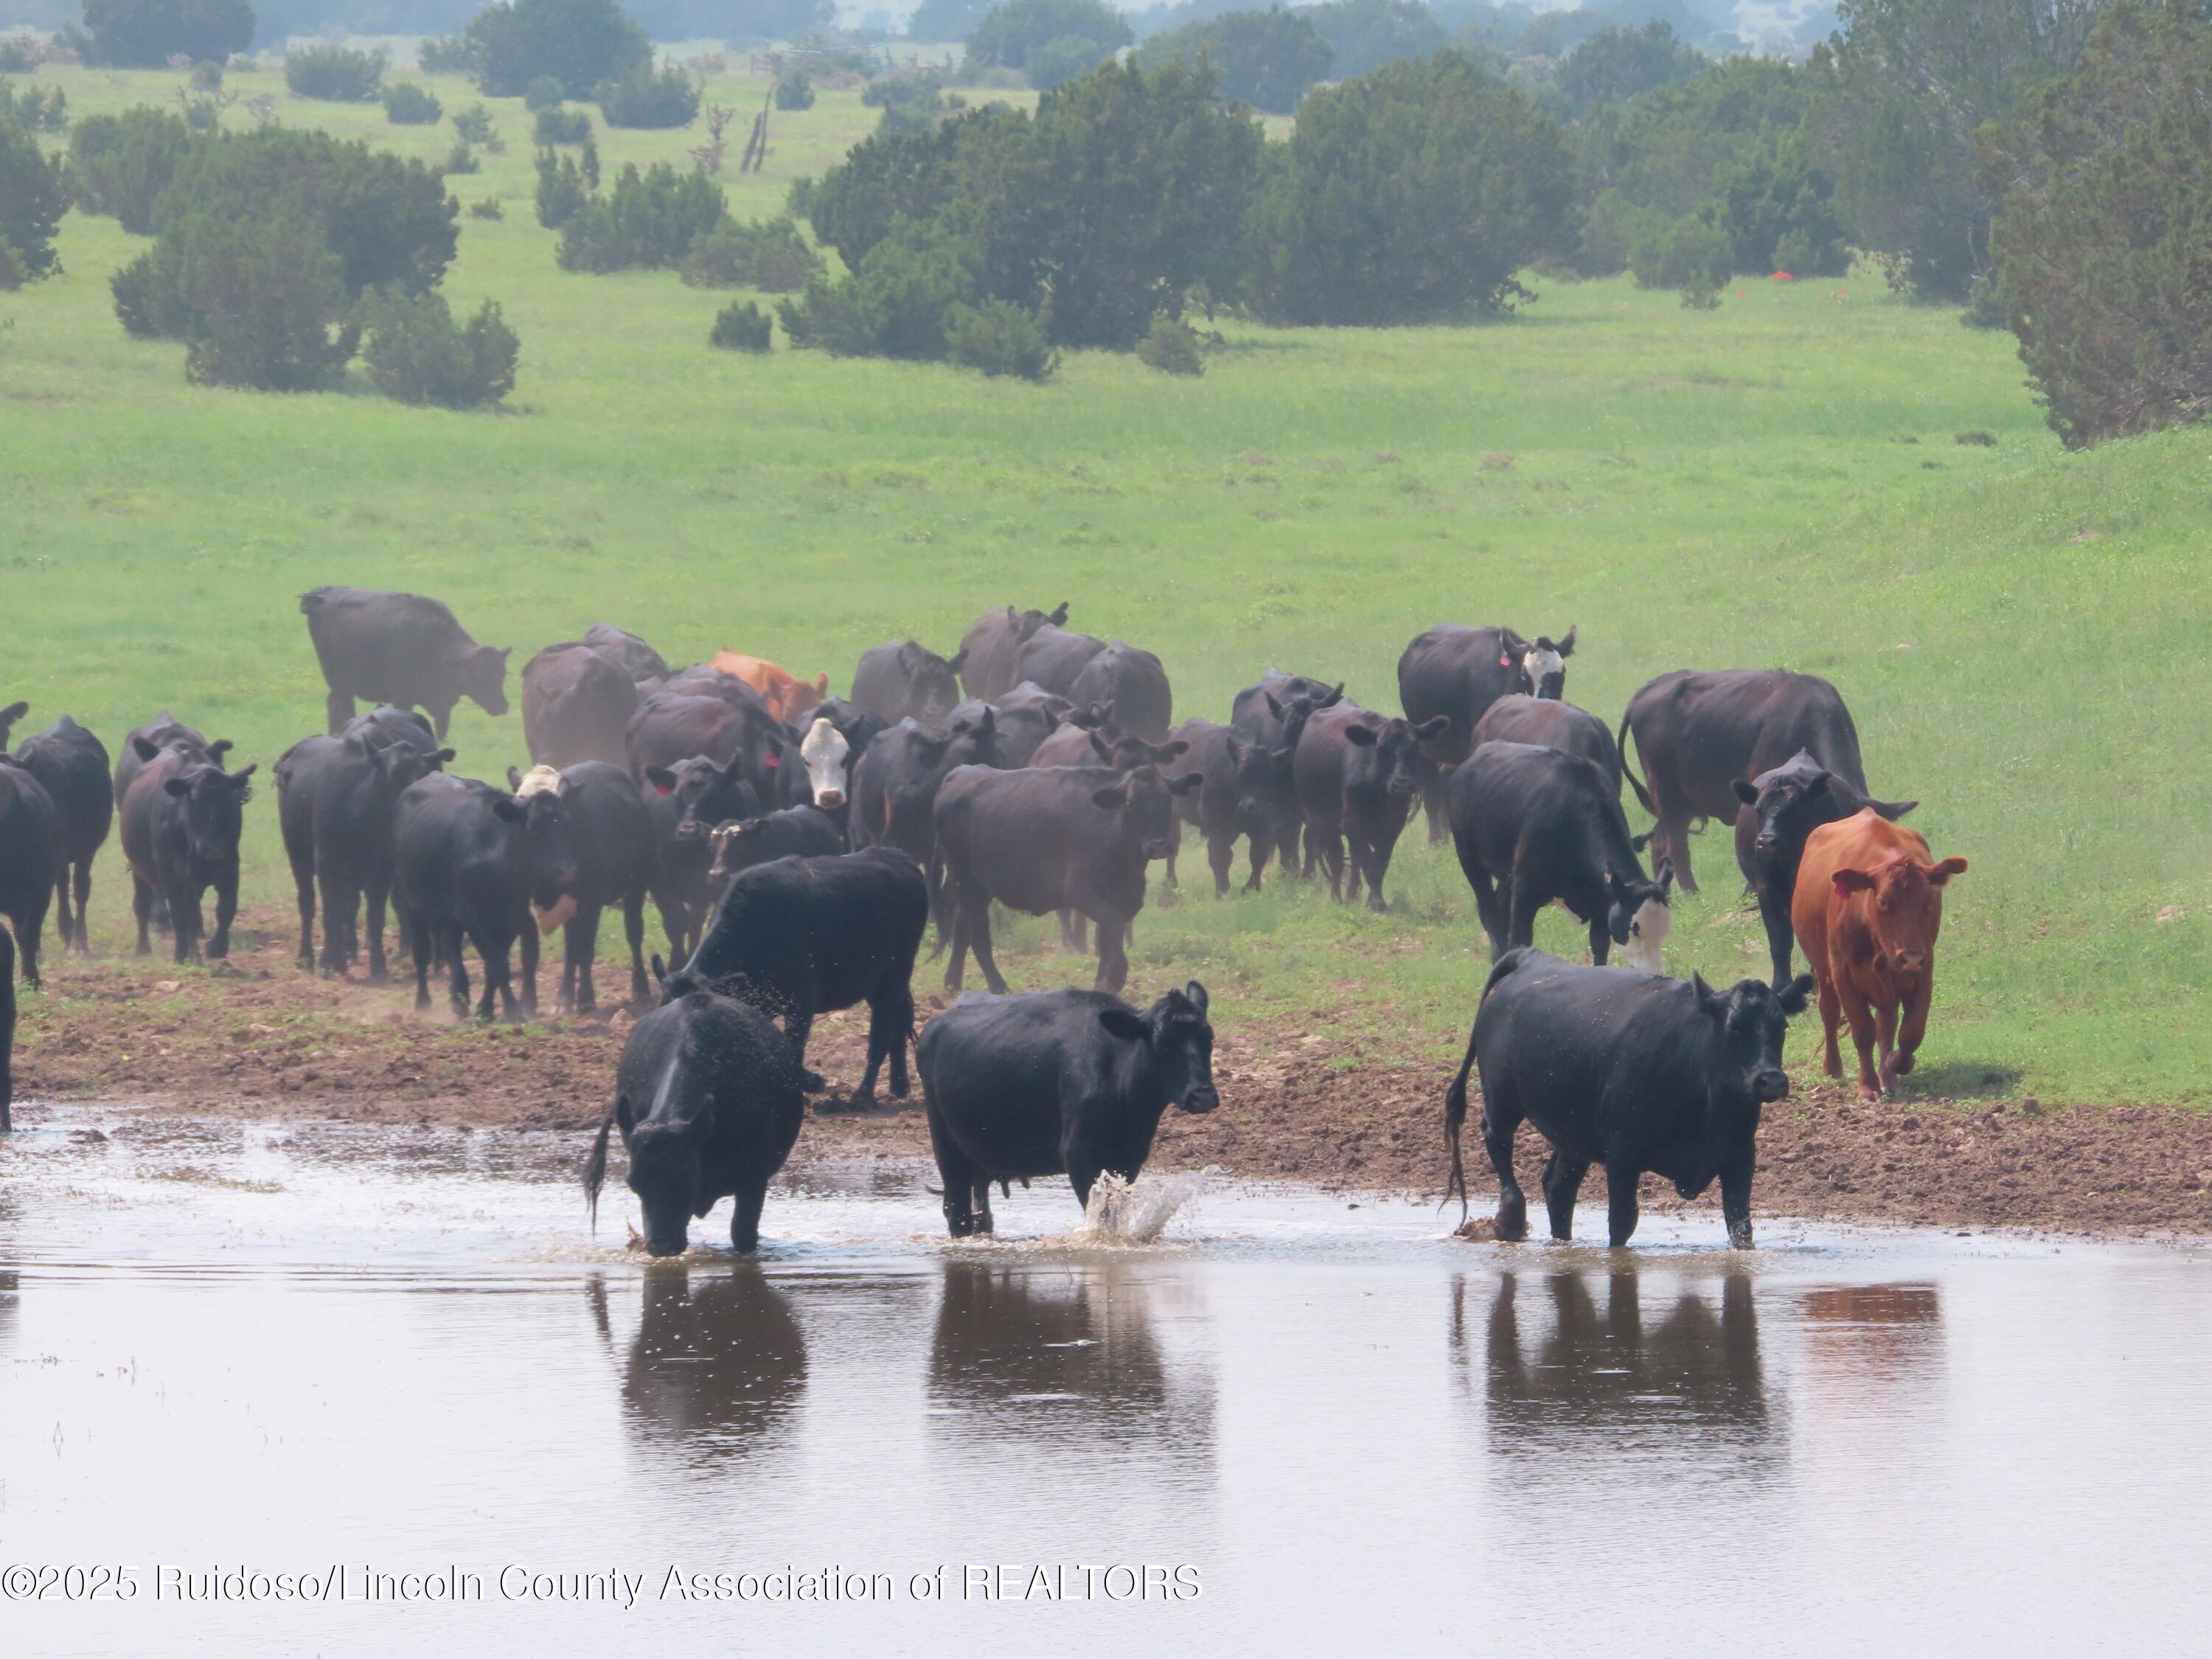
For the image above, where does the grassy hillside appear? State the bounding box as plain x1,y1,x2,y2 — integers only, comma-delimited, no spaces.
5,60,2208,1103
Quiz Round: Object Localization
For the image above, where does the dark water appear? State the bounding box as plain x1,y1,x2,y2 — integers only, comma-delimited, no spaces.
1,1110,2208,1658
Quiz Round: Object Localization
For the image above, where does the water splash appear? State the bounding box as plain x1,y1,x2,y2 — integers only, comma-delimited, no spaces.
1069,1169,1211,1246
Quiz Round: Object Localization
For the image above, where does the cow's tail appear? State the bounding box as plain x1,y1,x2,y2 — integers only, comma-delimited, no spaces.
582,1103,619,1233
1616,703,1658,816
1444,950,1528,1222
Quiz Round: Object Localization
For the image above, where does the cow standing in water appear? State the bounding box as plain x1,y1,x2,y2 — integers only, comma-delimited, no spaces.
299,586,512,740
1792,808,1966,1099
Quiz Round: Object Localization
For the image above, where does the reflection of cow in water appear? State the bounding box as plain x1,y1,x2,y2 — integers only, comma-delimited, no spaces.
593,1269,808,1464
925,1263,1211,1465
1461,1271,1772,1450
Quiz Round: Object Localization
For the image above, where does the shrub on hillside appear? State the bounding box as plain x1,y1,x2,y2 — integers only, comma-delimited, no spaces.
1543,21,1703,116
555,160,726,272
965,0,1131,84
1135,9,1333,115
459,0,650,99
74,0,253,70
534,104,590,144
1135,314,1203,375
775,73,815,110
943,296,1056,378
1248,50,1570,325
522,75,564,111
0,110,67,288
469,195,504,219
453,102,497,145
709,298,772,351
284,45,385,102
148,207,358,389
418,32,473,74
442,144,479,174
383,84,443,125
0,80,69,132
67,105,196,234
677,215,823,291
534,141,595,226
360,288,520,408
1980,1,2212,447
1629,215,1731,293
595,60,699,128
778,216,989,359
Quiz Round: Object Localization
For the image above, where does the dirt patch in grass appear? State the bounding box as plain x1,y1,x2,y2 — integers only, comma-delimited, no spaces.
11,910,2212,1239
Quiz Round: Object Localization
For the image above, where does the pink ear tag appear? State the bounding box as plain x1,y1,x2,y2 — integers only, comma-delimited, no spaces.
1500,654,1513,667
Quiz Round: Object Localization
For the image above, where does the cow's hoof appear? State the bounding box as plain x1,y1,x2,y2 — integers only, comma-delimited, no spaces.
1492,1197,1528,1243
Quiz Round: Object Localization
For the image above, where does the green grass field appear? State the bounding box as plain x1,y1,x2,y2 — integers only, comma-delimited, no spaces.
7,60,2211,1104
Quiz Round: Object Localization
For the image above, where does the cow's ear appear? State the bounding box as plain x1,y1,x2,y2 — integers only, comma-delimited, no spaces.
1691,972,1724,1018
897,641,920,670
1097,1006,1149,1043
1630,830,1652,852
230,762,257,786
1557,625,1576,657
434,748,456,766
210,738,234,762
1832,869,1877,897
1415,714,1450,740
1089,732,1113,761
1272,745,1295,767
0,700,27,724
1004,605,1018,622
163,776,194,796
1323,683,1345,706
762,729,785,757
1224,734,1243,764
1048,601,1068,625
1160,740,1189,759
1777,974,1815,1015
1804,771,1832,797
644,765,678,793
1170,771,1204,795
1731,779,1759,805
1929,856,1968,884
1875,797,1919,821
133,734,161,761
974,706,995,734
493,796,528,823
507,765,524,791
947,647,969,674
814,672,829,695
1344,724,1378,746
1655,859,1674,897
1091,785,1128,810
1265,692,1284,718
1184,981,1208,1018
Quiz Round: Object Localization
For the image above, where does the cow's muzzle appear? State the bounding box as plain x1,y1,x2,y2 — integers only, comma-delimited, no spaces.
1753,1068,1790,1104
1179,1084,1219,1115
1754,832,1778,855
814,787,846,810
645,1234,689,1258
674,819,708,844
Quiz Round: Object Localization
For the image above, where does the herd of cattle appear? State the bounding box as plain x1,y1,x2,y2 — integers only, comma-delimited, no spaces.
0,585,1967,1253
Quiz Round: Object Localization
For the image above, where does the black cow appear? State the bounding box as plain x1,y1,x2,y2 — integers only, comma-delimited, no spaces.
1291,703,1448,911
916,983,1217,1236
708,807,845,880
1065,642,1173,742
9,714,114,953
112,714,228,815
118,742,256,964
666,846,929,1102
641,754,762,965
1732,748,1918,988
582,990,804,1255
392,773,580,1020
1227,680,1340,874
846,711,1005,932
958,602,1069,702
948,684,1065,769
850,640,968,727
583,622,669,684
276,726,452,978
627,689,786,807
522,642,638,769
511,762,653,1014
1012,623,1109,700
0,759,60,987
1399,623,1576,840
1448,741,1673,969
1618,668,1866,893
1027,707,1188,771
0,702,19,751
1471,694,1622,796
1446,948,1814,1248
300,585,511,739
0,922,13,1131
1169,717,1296,897
935,762,1200,995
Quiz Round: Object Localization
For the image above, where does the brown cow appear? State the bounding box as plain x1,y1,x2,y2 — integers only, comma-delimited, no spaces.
709,651,830,723
1791,808,1966,1099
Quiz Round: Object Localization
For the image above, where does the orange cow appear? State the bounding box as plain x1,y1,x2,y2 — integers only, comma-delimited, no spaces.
709,651,829,723
1791,808,1967,1099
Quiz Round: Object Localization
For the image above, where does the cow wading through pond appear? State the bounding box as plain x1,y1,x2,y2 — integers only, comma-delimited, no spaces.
583,990,805,1255
1447,949,1815,1248
917,983,1218,1237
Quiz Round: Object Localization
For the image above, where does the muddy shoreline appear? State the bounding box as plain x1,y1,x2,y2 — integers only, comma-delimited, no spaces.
9,925,2212,1240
